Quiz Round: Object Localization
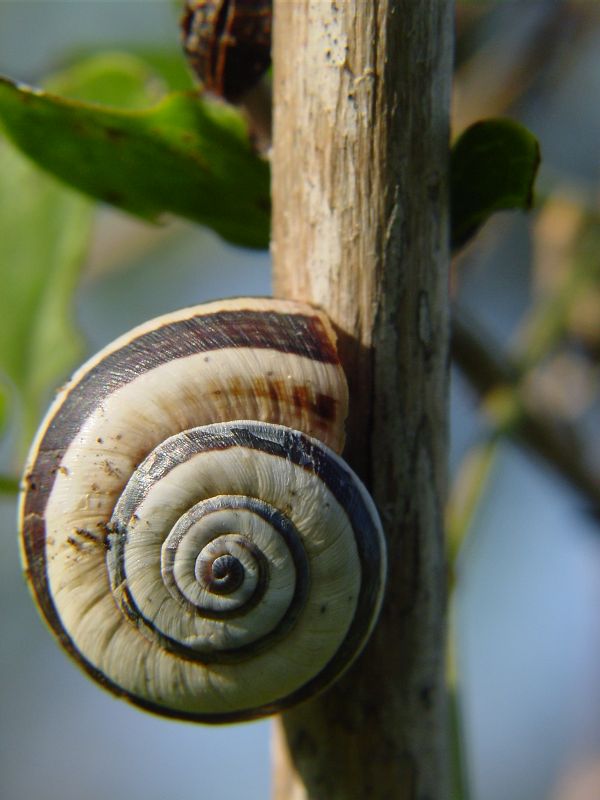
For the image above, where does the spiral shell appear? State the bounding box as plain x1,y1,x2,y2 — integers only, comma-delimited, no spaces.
181,0,272,103
20,298,386,722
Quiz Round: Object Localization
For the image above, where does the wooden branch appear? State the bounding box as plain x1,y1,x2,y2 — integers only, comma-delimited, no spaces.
271,2,453,798
452,309,600,508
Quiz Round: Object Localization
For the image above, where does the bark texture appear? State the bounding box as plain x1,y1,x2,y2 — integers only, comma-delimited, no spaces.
271,2,453,799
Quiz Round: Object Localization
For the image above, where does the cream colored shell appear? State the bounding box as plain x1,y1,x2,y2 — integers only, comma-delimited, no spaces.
20,298,386,722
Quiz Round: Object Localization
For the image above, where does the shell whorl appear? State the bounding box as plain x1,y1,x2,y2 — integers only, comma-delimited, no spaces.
20,298,386,722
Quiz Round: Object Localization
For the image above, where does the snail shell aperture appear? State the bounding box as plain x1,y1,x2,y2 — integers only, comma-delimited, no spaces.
20,297,387,723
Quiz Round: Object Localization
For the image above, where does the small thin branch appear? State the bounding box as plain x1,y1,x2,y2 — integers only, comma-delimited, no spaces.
446,439,498,573
452,309,600,509
453,1,585,133
449,682,472,800
271,2,453,798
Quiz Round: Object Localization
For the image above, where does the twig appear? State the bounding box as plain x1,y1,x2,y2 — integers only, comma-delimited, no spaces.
271,2,453,797
451,309,600,509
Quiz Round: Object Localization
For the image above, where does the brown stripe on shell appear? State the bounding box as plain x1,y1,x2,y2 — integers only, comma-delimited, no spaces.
181,0,272,102
57,422,384,723
110,422,384,676
109,491,312,663
23,307,340,521
20,301,348,694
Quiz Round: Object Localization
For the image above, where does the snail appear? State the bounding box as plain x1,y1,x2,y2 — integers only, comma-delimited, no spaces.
181,0,272,103
19,297,386,723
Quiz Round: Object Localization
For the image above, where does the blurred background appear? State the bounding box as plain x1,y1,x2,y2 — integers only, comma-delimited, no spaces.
1,2,600,799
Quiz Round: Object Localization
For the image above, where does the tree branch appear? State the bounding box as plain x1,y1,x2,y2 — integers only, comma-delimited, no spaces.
452,309,600,509
271,2,453,798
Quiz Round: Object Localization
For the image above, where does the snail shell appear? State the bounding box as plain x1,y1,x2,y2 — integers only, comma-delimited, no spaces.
20,298,386,723
181,0,272,103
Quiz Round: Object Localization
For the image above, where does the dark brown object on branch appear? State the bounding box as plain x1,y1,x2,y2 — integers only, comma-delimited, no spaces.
19,297,387,723
181,0,272,102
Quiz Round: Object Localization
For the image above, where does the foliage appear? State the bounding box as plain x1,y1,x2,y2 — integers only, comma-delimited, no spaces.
0,77,269,249
450,118,540,251
0,139,92,448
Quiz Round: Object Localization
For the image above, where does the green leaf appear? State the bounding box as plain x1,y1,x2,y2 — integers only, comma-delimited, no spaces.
0,140,92,445
0,53,170,449
60,45,196,95
0,474,19,495
0,77,270,248
450,118,540,251
124,48,196,93
0,381,8,439
0,51,266,451
46,51,174,108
